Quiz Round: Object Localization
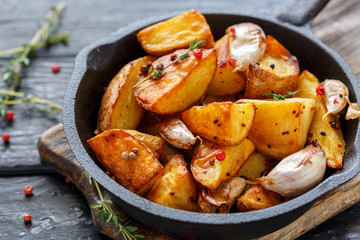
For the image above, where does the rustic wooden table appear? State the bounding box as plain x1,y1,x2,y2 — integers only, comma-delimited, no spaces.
0,0,359,239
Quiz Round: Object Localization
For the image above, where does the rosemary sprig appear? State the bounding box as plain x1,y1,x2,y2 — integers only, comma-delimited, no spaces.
264,90,299,100
86,174,145,240
1,1,67,91
0,90,62,115
133,38,205,88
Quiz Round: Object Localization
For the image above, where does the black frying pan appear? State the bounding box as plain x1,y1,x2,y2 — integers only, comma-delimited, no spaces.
63,0,360,239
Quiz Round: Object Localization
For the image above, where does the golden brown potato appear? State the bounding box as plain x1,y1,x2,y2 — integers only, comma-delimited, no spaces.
134,49,217,115
88,129,163,196
146,154,199,212
198,177,246,213
155,118,196,149
237,98,316,160
123,130,178,162
237,151,268,178
245,35,300,99
181,102,255,146
137,9,214,56
97,55,156,133
237,184,284,212
191,138,255,189
207,35,246,95
295,70,345,169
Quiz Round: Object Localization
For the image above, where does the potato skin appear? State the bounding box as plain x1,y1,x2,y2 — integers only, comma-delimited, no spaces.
146,154,199,212
181,101,255,146
207,35,246,95
237,98,316,160
88,129,163,196
237,184,284,212
134,49,217,115
137,9,214,56
97,55,156,133
245,35,299,99
191,138,255,189
295,70,345,169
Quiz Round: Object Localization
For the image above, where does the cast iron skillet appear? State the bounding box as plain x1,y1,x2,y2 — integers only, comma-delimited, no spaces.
63,0,360,239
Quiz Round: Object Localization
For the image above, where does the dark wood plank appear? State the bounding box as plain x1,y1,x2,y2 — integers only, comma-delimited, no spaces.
38,123,360,240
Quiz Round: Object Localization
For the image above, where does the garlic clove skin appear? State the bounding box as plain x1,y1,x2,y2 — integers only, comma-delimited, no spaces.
198,177,246,213
320,79,349,118
227,23,266,72
345,102,360,120
258,145,326,197
155,118,196,149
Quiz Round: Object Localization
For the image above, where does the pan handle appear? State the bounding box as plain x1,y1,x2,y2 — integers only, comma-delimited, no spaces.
275,0,330,26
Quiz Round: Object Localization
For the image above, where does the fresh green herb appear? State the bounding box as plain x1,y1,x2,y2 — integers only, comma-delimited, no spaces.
85,173,145,240
264,90,299,100
133,38,205,88
0,90,62,115
0,1,67,117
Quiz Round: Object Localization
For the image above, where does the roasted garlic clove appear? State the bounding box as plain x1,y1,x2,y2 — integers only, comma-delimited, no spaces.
345,102,360,120
155,118,196,149
257,145,326,197
227,23,266,72
319,79,349,118
198,177,246,213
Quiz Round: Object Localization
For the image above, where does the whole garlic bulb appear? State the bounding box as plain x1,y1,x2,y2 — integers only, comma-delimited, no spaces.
258,145,326,197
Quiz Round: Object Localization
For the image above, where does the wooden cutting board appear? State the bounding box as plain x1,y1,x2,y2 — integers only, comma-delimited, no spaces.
38,123,360,240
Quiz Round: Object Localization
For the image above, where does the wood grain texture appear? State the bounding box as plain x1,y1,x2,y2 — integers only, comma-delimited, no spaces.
38,123,360,240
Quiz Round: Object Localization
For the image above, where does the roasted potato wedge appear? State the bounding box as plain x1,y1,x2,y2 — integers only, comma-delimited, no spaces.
245,35,300,99
198,177,246,213
124,130,178,162
97,55,156,133
237,98,316,160
137,9,214,56
134,48,217,115
155,118,196,149
207,35,246,95
237,184,284,212
146,154,199,212
88,129,163,196
191,138,255,189
181,102,255,146
237,151,268,178
295,70,345,168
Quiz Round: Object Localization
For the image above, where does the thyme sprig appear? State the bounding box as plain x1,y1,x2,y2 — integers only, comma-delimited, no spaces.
1,1,67,91
264,90,299,100
86,174,145,240
133,38,205,88
0,90,62,116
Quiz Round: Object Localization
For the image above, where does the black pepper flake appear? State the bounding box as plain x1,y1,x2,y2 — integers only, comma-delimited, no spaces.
217,123,221,127
321,131,326,136
213,119,219,124
209,159,215,165
156,63,164,70
282,131,289,135
280,196,285,202
311,139,319,147
257,197,261,201
226,172,230,176
105,137,109,142
270,63,275,69
292,110,296,114
294,129,297,132
308,132,313,138
329,120,340,129
339,94,343,98
267,144,272,149
170,191,175,196
110,133,115,137
214,136,217,140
